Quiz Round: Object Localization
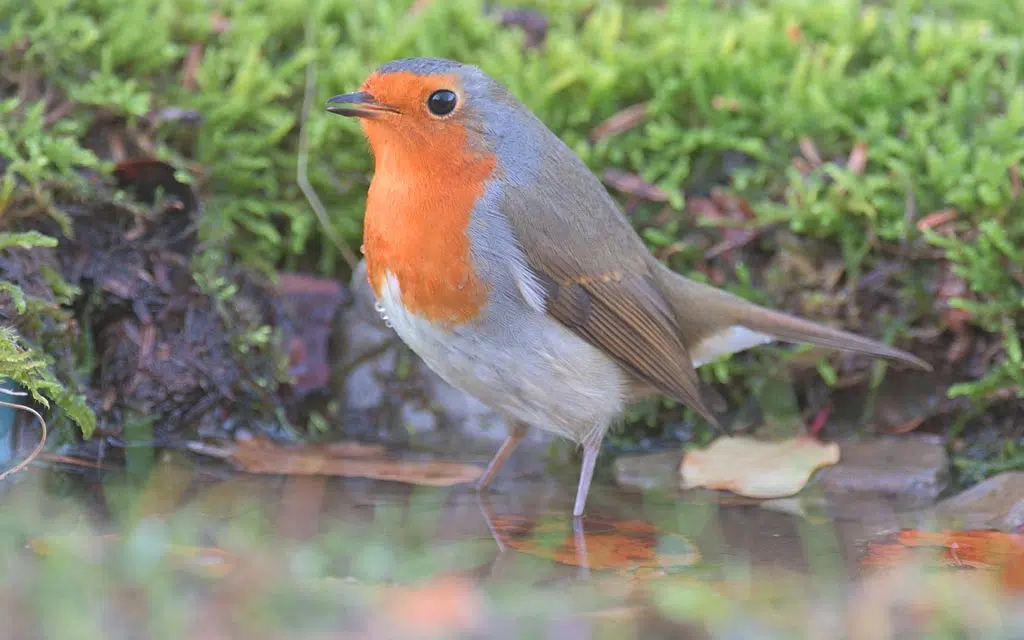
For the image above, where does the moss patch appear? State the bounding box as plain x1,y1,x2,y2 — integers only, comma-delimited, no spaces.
0,0,1021,479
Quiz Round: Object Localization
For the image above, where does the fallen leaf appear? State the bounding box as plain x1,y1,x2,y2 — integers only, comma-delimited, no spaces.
711,95,740,112
798,137,823,167
181,42,203,91
916,208,958,232
187,435,482,487
602,169,670,202
861,529,1024,591
709,189,756,220
209,12,231,33
704,227,759,259
680,436,840,498
405,0,433,16
590,102,648,142
685,196,722,220
488,513,700,570
847,142,868,175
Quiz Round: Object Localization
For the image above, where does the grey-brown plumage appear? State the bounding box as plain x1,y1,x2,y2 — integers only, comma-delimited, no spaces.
327,57,931,518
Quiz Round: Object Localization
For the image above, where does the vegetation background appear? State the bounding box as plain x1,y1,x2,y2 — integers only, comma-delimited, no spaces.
1,0,1022,482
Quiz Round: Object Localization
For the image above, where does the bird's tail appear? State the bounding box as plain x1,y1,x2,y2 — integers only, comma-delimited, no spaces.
654,263,931,371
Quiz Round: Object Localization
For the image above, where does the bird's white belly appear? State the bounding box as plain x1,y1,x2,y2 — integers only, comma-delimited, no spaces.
376,271,627,444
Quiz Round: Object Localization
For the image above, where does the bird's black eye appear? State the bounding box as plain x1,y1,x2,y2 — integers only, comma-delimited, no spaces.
427,89,458,116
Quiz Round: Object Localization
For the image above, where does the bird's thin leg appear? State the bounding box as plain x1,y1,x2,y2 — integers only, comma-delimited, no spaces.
572,442,601,517
476,421,528,492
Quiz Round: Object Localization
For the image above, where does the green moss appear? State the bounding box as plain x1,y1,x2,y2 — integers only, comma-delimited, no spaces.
0,0,1021,464
0,326,95,438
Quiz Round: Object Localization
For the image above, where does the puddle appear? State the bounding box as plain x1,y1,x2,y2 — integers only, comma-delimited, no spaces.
2,449,1023,638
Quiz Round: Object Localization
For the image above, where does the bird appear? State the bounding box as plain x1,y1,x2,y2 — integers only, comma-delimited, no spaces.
326,57,931,518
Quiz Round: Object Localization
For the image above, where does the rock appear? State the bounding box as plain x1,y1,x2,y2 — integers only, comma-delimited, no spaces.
814,434,950,512
337,260,546,449
273,273,349,397
613,451,681,491
932,472,1024,531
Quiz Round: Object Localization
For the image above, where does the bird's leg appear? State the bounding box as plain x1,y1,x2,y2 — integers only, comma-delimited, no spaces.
572,441,601,517
476,420,528,492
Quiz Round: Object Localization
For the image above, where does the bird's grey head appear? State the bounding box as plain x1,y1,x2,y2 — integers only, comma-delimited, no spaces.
326,57,545,184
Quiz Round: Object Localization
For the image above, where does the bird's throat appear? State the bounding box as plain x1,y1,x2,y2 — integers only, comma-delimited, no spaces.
362,152,497,327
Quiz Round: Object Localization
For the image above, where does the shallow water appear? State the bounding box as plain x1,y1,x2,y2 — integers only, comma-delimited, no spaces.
1,448,1022,639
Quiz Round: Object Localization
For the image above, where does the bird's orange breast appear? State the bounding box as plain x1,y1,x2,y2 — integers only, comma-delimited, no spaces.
362,122,497,328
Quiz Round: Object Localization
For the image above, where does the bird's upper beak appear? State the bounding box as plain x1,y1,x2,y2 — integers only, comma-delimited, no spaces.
325,92,399,118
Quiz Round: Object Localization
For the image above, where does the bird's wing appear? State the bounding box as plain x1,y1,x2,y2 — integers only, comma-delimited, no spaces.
498,177,718,426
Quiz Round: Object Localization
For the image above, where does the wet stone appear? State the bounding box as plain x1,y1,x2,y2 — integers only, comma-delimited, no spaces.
932,471,1024,531
814,434,950,512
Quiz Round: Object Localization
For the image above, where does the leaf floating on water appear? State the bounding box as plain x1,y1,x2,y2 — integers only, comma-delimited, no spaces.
188,436,482,487
680,436,840,498
489,513,700,570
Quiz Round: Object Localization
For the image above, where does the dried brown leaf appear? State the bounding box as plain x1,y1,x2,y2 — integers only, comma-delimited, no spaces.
711,96,739,112
601,169,670,202
685,196,722,220
917,209,958,232
798,137,822,167
847,142,868,176
590,102,648,142
182,43,203,91
189,436,482,487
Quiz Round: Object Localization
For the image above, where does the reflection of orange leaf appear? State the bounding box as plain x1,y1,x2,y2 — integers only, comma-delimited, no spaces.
372,576,484,638
490,513,700,570
189,436,482,487
861,529,1024,592
680,436,840,498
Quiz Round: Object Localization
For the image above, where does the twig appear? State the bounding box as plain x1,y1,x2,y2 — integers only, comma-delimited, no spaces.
296,14,360,272
0,398,48,482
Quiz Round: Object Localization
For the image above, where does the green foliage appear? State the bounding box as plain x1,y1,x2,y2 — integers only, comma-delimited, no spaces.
0,229,95,438
0,326,96,438
0,0,1022,450
0,231,58,251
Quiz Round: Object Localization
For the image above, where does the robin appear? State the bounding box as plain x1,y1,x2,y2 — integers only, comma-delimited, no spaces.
326,57,930,517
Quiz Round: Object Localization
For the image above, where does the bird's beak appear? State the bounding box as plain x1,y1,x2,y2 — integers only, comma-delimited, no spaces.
325,92,399,118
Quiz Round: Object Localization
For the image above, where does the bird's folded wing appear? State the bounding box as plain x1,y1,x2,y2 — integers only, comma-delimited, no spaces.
499,183,717,425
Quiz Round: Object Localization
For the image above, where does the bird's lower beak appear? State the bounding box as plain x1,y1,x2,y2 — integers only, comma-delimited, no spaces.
325,92,398,118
